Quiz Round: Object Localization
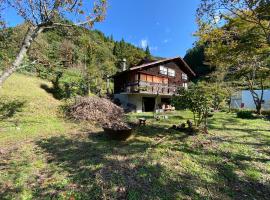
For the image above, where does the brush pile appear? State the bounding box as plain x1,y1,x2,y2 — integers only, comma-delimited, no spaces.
68,96,130,129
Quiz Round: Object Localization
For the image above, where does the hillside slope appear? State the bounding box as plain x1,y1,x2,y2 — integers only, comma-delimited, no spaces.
0,24,147,74
0,73,74,147
0,24,150,96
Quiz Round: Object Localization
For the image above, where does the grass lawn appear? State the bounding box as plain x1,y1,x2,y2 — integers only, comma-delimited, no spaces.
0,74,270,199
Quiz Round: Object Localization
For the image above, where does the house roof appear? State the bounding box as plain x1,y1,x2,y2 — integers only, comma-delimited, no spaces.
113,56,196,77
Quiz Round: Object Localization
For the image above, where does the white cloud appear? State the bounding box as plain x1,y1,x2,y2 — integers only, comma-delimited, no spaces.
139,39,157,51
140,39,148,49
213,15,221,24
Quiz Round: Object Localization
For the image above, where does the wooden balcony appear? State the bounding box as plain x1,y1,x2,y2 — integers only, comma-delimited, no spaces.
121,81,180,95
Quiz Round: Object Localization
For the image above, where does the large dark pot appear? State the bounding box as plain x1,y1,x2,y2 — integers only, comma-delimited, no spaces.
103,127,133,141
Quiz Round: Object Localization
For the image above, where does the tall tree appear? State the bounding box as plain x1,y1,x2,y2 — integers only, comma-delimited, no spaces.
145,45,151,59
197,1,270,114
0,0,107,87
184,43,213,79
197,0,270,44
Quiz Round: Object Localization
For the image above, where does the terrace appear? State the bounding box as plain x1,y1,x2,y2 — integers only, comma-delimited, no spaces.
121,80,180,95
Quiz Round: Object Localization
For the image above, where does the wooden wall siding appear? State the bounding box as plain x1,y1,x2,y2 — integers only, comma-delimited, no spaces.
140,73,168,84
114,71,139,93
114,60,190,94
139,61,188,86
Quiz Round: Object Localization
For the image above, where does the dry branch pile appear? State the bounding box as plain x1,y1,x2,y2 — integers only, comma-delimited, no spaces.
68,96,130,129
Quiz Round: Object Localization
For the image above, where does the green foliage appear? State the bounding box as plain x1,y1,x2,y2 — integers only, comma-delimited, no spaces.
204,82,231,110
46,68,87,99
145,45,151,59
197,12,270,114
0,24,149,97
184,43,213,79
58,69,87,98
113,38,146,69
0,98,26,119
172,83,212,127
0,25,27,68
236,110,255,119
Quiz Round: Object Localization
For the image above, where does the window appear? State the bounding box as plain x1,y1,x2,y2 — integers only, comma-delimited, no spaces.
182,73,187,80
168,68,175,77
160,65,167,75
183,82,188,89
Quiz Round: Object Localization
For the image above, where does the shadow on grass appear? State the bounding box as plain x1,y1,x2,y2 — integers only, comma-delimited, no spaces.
176,142,270,199
208,114,269,132
40,84,62,100
31,131,204,199
210,134,270,148
0,99,26,120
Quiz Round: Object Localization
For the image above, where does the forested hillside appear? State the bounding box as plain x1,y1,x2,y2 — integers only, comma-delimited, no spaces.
183,44,214,80
0,24,148,97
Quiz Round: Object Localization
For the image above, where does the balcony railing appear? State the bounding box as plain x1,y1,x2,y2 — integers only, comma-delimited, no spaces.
121,81,180,95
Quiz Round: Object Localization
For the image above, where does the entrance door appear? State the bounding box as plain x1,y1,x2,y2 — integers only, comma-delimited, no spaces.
143,97,156,112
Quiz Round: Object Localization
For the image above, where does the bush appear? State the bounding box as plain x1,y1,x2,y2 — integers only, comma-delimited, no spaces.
172,84,212,128
45,69,88,99
236,110,255,119
261,110,270,117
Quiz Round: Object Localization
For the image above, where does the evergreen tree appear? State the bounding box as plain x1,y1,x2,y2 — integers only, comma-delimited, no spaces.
145,45,151,59
184,43,213,79
109,34,114,42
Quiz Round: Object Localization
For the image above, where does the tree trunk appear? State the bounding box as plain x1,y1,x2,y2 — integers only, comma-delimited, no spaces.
228,96,231,112
256,104,262,115
0,26,43,87
247,79,264,116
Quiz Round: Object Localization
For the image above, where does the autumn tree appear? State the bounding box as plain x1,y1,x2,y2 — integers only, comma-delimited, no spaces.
197,0,270,115
0,0,107,87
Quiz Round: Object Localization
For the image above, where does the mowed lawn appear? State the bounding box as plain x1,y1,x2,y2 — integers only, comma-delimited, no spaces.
0,74,270,199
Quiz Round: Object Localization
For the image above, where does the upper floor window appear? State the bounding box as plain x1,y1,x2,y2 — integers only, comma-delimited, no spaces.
168,68,175,77
182,73,188,80
160,65,167,75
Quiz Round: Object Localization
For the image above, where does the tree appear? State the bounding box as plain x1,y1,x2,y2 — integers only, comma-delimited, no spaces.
197,1,270,115
113,39,147,69
197,0,270,44
0,1,6,28
0,0,107,87
202,81,231,111
172,83,213,132
145,45,151,59
59,39,75,68
184,43,214,80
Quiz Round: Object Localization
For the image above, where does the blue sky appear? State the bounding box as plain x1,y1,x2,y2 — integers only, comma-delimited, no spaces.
95,0,200,57
4,0,200,57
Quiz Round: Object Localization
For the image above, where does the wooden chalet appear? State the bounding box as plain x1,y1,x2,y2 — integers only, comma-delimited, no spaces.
113,57,195,112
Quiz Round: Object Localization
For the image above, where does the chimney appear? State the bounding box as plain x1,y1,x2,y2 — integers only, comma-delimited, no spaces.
121,58,127,71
